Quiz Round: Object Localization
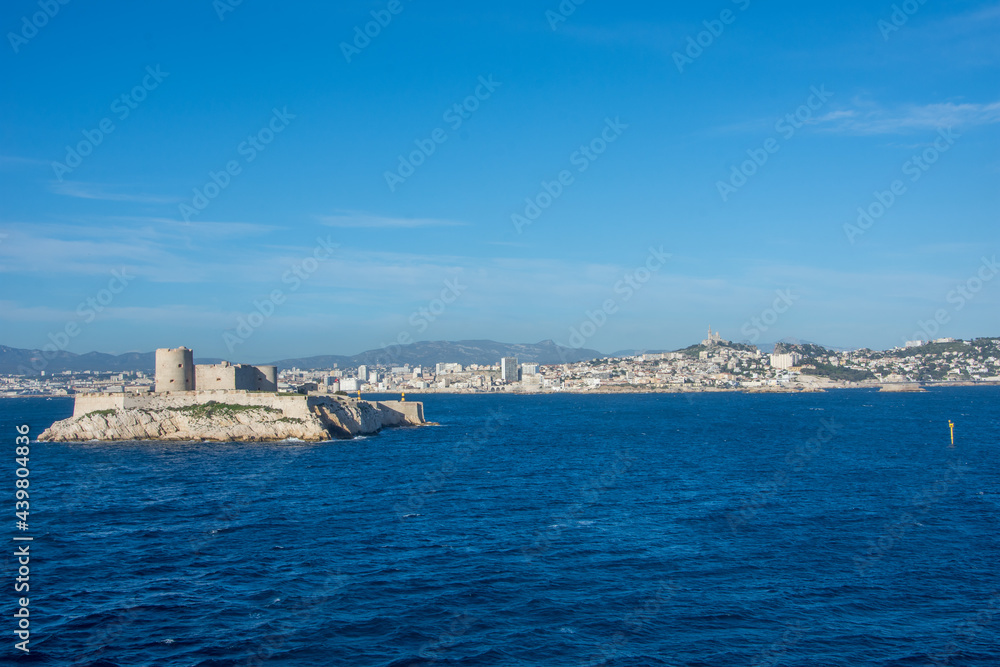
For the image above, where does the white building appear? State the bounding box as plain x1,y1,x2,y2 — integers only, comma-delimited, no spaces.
769,353,803,370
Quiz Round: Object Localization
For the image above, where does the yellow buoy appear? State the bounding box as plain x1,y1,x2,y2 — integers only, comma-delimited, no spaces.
948,420,955,448
401,392,406,402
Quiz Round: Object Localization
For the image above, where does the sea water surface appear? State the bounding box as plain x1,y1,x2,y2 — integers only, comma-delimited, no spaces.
3,389,999,666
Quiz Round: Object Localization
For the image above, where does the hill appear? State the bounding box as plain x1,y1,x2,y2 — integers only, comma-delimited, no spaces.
0,340,604,375
274,340,604,369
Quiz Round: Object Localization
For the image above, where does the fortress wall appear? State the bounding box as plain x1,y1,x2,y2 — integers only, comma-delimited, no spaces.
71,391,424,429
195,365,238,391
73,394,127,418
76,391,312,419
191,364,274,392
234,364,260,391
374,400,424,426
304,396,423,427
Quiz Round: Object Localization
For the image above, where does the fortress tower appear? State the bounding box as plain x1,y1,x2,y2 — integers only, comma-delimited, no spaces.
254,365,278,392
155,347,195,393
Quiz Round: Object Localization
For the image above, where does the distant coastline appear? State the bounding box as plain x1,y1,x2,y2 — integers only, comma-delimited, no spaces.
4,336,998,397
10,380,999,400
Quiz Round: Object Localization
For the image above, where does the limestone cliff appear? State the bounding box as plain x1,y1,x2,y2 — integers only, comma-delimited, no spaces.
38,395,426,443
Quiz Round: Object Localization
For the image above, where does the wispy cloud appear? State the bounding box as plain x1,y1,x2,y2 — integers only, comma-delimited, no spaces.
50,181,180,204
317,211,467,229
0,154,48,168
715,97,1000,138
912,1,1000,42
816,100,1000,135
94,216,280,237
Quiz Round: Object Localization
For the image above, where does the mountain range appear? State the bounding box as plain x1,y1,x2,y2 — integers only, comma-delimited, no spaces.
1,340,605,375
1,336,864,376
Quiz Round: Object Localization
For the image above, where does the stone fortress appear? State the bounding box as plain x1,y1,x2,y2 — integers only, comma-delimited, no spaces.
40,346,426,442
155,346,277,393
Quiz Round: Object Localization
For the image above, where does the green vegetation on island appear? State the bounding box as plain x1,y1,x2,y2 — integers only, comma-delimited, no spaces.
175,402,282,419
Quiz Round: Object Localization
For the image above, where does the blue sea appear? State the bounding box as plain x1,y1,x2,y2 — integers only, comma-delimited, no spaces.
3,389,999,666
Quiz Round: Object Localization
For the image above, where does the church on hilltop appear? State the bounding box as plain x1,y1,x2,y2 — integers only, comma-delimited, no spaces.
702,327,728,347
154,347,278,393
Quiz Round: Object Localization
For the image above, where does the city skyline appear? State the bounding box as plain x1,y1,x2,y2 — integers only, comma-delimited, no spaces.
2,1,998,359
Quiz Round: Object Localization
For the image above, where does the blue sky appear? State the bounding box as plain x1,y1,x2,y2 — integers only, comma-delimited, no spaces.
1,0,998,361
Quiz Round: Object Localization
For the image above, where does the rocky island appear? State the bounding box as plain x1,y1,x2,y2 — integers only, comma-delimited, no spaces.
38,347,427,443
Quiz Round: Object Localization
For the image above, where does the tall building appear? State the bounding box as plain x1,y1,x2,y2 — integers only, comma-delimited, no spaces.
522,363,539,376
501,357,519,383
769,353,802,370
357,365,368,382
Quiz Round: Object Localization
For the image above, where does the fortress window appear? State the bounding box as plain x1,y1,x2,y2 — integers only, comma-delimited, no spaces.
178,364,182,368
170,379,175,383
